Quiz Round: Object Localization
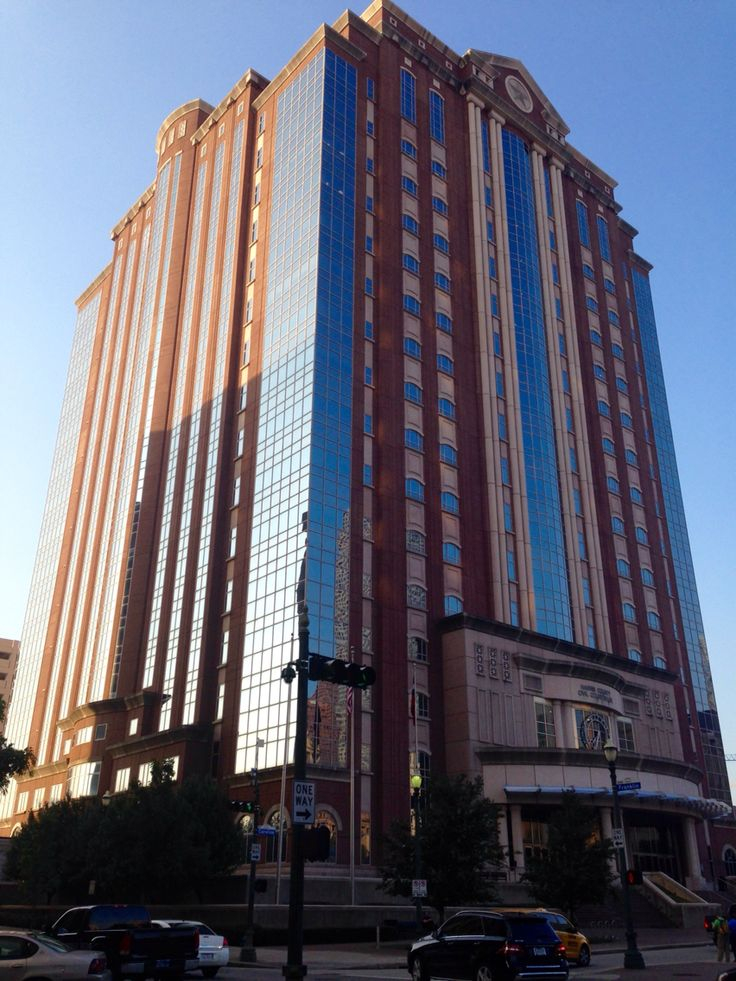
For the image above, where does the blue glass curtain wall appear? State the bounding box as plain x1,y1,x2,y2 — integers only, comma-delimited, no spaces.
502,130,572,641
237,49,356,774
632,268,729,801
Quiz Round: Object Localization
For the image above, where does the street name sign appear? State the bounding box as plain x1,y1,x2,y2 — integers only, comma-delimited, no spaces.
293,780,316,824
616,781,641,792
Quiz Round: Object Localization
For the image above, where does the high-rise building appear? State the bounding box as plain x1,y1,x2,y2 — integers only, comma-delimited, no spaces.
3,0,734,890
0,638,19,733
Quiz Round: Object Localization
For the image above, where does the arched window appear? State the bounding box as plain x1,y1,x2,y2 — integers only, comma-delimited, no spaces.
314,808,339,863
724,846,736,877
263,807,289,863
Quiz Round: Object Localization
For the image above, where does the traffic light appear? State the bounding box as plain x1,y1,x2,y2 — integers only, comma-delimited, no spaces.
625,868,643,886
303,825,331,862
308,654,376,689
229,799,257,813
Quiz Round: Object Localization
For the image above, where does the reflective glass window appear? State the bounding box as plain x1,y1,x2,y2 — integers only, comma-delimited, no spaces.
400,69,416,122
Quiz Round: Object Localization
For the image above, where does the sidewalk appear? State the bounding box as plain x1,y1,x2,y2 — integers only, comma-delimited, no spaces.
228,925,713,972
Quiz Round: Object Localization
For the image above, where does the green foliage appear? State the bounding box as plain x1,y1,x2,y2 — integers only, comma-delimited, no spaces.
6,759,247,904
0,696,35,795
380,773,504,920
521,791,615,920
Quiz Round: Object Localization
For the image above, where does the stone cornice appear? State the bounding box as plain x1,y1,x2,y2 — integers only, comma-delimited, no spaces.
476,745,703,786
106,722,210,760
191,70,269,144
440,612,679,684
75,263,112,308
110,182,155,240
156,98,214,154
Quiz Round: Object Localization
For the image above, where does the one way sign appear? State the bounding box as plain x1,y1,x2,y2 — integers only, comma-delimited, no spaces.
293,780,315,825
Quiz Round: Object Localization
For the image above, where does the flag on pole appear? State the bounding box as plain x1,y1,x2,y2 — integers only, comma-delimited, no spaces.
346,685,353,716
410,685,416,723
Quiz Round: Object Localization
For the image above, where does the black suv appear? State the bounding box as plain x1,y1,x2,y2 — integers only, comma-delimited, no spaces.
407,910,569,981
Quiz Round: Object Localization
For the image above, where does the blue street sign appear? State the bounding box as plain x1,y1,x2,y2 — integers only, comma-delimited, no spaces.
616,781,641,792
257,824,277,836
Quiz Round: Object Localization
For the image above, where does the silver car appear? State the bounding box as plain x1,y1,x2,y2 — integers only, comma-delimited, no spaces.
152,920,229,978
0,930,112,980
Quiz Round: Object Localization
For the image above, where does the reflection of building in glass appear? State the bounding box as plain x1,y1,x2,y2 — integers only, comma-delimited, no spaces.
2,0,732,893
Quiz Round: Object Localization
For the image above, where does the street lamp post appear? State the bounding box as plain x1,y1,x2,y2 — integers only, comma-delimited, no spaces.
604,739,645,970
410,773,423,931
240,737,265,962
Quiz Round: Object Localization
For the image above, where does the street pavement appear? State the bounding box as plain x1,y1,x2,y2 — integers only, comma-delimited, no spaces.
225,925,726,978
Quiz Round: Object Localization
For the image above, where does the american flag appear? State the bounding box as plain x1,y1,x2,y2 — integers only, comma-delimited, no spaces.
346,685,354,716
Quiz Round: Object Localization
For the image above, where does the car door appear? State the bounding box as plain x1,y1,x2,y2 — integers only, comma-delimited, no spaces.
550,913,579,959
54,907,87,947
0,935,33,978
431,913,487,980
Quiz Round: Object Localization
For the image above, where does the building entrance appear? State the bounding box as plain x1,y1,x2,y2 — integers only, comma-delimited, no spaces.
626,812,684,879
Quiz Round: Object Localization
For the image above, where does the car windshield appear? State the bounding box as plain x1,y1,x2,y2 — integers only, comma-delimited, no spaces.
508,918,558,942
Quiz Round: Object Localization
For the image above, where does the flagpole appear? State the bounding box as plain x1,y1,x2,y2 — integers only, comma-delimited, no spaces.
275,633,294,905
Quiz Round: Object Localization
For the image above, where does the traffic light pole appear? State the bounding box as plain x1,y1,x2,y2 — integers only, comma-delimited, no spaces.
240,740,263,962
283,607,309,981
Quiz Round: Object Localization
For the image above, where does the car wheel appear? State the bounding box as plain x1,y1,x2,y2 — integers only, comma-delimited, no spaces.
577,944,591,968
202,970,220,979
475,963,494,981
410,955,429,981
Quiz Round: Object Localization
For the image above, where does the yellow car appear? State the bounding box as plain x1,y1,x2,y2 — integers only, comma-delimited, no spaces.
492,908,591,967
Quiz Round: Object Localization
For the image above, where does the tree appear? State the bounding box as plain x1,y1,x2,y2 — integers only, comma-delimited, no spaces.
521,791,614,921
0,696,35,795
380,773,504,921
6,759,247,904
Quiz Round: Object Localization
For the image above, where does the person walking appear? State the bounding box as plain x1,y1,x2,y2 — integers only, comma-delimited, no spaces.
728,914,736,961
715,914,730,962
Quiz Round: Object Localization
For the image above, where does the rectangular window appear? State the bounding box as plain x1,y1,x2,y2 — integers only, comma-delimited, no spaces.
617,718,636,752
535,699,556,748
507,549,517,582
114,767,131,793
366,194,374,212
429,90,445,142
365,319,374,340
488,255,497,279
400,69,416,122
363,464,373,486
597,215,611,261
576,200,590,247
486,219,494,242
366,119,374,136
366,77,375,101
481,119,491,173
491,293,499,317
365,234,373,252
364,414,373,435
504,501,513,532
416,691,430,720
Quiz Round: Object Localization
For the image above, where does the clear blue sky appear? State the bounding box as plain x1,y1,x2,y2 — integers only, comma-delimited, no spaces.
1,0,734,786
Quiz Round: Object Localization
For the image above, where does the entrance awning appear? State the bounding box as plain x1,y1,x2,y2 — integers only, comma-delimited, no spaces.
502,784,734,819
